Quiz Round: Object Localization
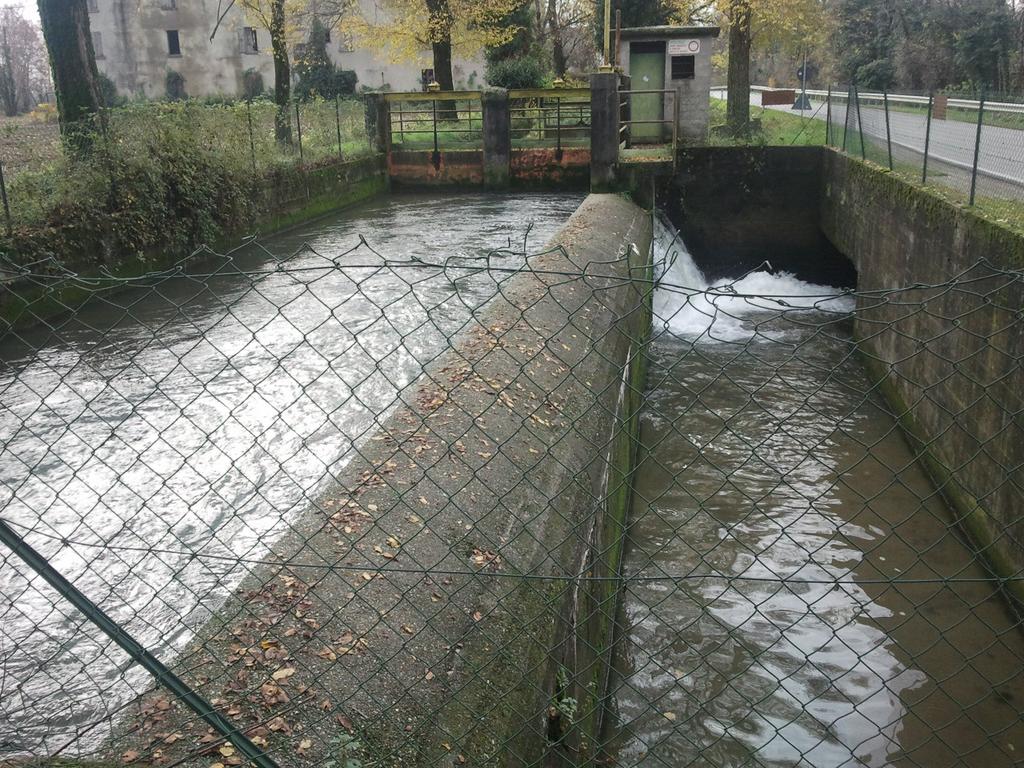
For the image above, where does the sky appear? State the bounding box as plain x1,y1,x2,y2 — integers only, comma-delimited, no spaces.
11,0,39,23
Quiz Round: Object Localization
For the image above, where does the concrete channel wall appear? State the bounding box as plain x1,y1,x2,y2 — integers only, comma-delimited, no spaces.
120,194,653,766
666,145,1023,597
820,151,1024,597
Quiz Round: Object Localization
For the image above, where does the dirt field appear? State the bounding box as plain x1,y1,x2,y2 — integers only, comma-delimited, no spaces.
0,114,62,179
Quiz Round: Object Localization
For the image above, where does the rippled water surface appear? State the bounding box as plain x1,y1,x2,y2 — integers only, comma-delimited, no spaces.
610,224,1024,767
0,191,583,754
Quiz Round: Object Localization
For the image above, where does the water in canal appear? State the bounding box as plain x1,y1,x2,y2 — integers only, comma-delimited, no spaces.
610,218,1024,767
0,191,583,755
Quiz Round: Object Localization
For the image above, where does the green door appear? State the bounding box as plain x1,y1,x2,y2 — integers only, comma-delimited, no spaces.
630,43,665,143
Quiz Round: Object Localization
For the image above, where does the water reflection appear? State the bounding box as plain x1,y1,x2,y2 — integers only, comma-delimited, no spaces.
0,191,582,754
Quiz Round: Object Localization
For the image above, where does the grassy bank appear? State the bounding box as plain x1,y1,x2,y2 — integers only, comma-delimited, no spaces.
0,98,375,270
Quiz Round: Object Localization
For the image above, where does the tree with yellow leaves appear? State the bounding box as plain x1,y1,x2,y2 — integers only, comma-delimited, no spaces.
348,0,523,91
720,0,830,135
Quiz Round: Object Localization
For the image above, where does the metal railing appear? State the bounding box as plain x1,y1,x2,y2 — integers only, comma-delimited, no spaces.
384,91,483,161
618,88,680,166
508,88,591,156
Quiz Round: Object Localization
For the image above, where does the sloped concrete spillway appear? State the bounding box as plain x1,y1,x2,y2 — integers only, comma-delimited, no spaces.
609,218,1024,767
0,192,585,755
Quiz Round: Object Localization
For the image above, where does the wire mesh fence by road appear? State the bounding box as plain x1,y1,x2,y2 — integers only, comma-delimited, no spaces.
1,215,1023,768
0,96,373,233
824,85,1024,212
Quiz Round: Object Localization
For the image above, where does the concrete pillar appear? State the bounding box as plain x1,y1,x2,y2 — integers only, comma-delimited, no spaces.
482,88,511,188
364,93,390,154
590,72,620,191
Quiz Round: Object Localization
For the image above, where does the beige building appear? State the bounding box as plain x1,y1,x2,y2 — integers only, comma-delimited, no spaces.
87,0,484,99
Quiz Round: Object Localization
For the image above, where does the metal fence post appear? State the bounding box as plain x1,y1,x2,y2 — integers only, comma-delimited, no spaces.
555,96,563,162
842,85,851,152
854,84,866,161
825,85,832,146
0,519,280,768
923,92,934,184
431,98,440,170
246,98,257,174
970,92,985,205
295,101,304,164
335,94,344,161
883,90,893,170
0,157,12,237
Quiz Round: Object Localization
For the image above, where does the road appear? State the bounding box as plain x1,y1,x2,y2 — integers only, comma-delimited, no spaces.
712,88,1024,199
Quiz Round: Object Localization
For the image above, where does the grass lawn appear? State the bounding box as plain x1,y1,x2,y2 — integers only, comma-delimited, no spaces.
706,97,827,146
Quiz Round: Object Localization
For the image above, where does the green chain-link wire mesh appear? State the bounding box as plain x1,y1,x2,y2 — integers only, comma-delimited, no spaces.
1,208,1022,768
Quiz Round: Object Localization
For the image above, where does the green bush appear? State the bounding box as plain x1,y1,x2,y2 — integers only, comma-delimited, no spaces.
242,68,265,100
294,19,358,100
98,73,126,108
485,57,547,90
165,70,187,101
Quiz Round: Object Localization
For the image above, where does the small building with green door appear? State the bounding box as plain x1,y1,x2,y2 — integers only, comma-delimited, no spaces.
619,26,720,143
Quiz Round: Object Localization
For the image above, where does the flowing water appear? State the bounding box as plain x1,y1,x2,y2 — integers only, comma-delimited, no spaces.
0,191,583,755
610,217,1024,767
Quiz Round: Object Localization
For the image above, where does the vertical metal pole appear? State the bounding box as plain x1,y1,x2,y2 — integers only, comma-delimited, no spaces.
883,90,893,170
970,92,986,205
431,98,440,170
295,101,304,164
826,85,832,146
855,84,866,160
246,98,257,174
0,157,12,237
800,49,808,111
603,0,611,66
0,520,280,768
842,85,851,152
923,92,934,184
555,96,563,162
335,94,343,160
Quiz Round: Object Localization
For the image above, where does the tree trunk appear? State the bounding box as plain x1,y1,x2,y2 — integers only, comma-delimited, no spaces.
726,0,752,137
270,0,292,145
425,0,456,119
547,0,567,77
37,0,103,156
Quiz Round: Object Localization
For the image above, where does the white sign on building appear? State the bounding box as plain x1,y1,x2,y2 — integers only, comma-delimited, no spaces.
667,39,701,56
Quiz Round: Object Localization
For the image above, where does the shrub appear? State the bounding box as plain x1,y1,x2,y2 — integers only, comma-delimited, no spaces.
165,70,187,101
485,57,547,90
242,68,264,100
294,19,358,100
98,72,125,108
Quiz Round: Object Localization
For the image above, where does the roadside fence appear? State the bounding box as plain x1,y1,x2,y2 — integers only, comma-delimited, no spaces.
823,85,1024,207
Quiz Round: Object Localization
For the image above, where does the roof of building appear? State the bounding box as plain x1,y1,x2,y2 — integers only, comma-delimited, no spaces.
619,25,721,39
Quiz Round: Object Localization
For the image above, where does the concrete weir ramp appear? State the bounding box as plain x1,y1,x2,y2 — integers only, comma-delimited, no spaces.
104,195,652,766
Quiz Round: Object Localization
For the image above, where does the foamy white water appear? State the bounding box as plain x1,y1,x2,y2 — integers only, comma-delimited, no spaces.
652,214,855,342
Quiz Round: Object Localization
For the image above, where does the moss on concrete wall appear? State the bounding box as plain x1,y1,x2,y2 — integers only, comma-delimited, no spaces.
821,149,1024,601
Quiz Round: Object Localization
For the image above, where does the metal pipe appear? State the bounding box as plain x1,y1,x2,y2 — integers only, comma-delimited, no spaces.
0,157,12,237
923,92,934,184
0,519,280,768
295,101,304,164
855,84,866,161
970,92,986,205
883,90,893,170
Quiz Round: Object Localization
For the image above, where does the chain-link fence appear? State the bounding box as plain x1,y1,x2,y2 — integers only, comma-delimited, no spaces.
1,204,1023,768
0,96,373,232
821,86,1024,214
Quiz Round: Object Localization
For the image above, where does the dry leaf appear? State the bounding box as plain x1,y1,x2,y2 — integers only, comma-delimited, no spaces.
271,667,295,681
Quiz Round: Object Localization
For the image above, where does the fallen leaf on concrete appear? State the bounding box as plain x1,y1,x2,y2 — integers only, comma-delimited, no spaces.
271,667,295,682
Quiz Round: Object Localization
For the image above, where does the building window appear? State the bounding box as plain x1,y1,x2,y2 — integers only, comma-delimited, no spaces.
160,0,177,8
92,31,104,59
166,29,181,56
87,0,98,12
323,27,331,43
241,26,258,54
671,55,695,80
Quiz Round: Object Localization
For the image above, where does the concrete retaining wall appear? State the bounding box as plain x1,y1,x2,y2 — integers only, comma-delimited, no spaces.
820,151,1024,595
118,194,653,766
665,145,1023,595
